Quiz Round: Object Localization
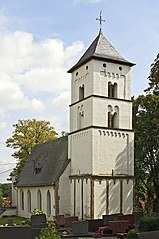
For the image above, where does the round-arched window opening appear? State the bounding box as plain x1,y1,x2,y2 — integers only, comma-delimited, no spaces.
76,72,78,76
86,65,88,70
103,63,107,68
119,66,122,71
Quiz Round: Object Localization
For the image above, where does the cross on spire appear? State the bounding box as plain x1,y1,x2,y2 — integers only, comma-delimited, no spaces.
96,11,105,32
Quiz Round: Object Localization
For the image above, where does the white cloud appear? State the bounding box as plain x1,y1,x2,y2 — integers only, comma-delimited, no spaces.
0,13,84,182
0,28,84,113
52,91,70,109
31,99,45,112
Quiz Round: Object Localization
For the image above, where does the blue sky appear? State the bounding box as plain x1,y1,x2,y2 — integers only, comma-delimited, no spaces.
0,0,159,182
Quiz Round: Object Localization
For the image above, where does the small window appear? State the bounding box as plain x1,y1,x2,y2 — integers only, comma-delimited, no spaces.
27,190,31,213
47,190,51,216
76,72,78,76
37,190,42,210
108,82,117,98
108,82,113,97
108,112,113,128
107,105,119,128
79,85,84,100
20,190,24,210
119,66,122,71
103,63,106,68
113,83,117,98
86,65,88,70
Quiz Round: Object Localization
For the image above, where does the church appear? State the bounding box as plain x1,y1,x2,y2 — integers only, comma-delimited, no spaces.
13,17,135,220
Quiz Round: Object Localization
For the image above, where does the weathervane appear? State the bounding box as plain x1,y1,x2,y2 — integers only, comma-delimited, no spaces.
96,11,105,32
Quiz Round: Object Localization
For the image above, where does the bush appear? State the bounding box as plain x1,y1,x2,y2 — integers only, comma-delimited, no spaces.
35,224,60,239
103,226,112,234
32,208,45,215
138,215,159,232
21,219,31,225
128,230,138,239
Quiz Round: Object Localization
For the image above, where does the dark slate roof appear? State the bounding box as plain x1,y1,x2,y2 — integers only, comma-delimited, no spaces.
16,136,69,187
68,30,135,73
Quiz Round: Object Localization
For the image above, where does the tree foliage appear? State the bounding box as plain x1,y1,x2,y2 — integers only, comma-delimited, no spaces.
145,53,159,95
133,54,159,211
0,183,11,197
0,190,4,207
133,94,159,211
6,119,58,179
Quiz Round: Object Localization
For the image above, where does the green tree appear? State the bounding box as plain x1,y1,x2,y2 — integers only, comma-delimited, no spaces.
6,119,58,179
133,54,159,212
145,53,159,95
0,183,11,197
133,94,159,211
0,190,4,207
61,131,68,137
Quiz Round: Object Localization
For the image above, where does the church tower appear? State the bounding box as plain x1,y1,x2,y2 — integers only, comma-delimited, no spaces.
68,17,135,219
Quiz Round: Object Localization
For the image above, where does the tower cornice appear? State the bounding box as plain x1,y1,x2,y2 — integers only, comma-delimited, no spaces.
69,94,132,107
68,125,134,136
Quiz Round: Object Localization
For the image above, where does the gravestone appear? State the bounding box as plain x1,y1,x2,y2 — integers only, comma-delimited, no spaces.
103,213,123,226
117,214,135,225
64,216,78,228
7,218,14,226
86,219,103,232
56,214,65,227
31,213,47,226
31,214,47,239
109,220,129,234
72,221,89,236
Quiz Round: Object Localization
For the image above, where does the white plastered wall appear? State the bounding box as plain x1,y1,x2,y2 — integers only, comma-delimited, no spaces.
92,60,132,100
70,60,132,133
69,130,93,175
70,178,91,219
17,186,55,219
71,61,93,104
92,129,134,176
109,180,120,214
92,98,132,129
123,179,134,214
94,178,134,218
58,163,71,215
71,60,132,104
94,180,107,218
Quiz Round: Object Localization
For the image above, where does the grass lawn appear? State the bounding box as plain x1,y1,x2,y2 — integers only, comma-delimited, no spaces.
0,216,28,226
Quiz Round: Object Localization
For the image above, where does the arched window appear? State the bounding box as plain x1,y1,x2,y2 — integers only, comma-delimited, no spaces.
37,190,42,210
108,82,117,98
108,111,113,128
113,83,117,98
113,106,119,128
107,105,119,128
108,82,113,97
108,105,113,128
79,85,84,100
47,190,51,216
27,190,31,213
20,189,24,210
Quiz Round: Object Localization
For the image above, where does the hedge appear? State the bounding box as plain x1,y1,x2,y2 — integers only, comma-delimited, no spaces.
138,216,159,232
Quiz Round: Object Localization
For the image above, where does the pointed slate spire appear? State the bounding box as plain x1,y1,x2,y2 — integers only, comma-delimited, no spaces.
68,31,135,73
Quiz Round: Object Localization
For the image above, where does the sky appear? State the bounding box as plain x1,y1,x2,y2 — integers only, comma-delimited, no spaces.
0,0,159,183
